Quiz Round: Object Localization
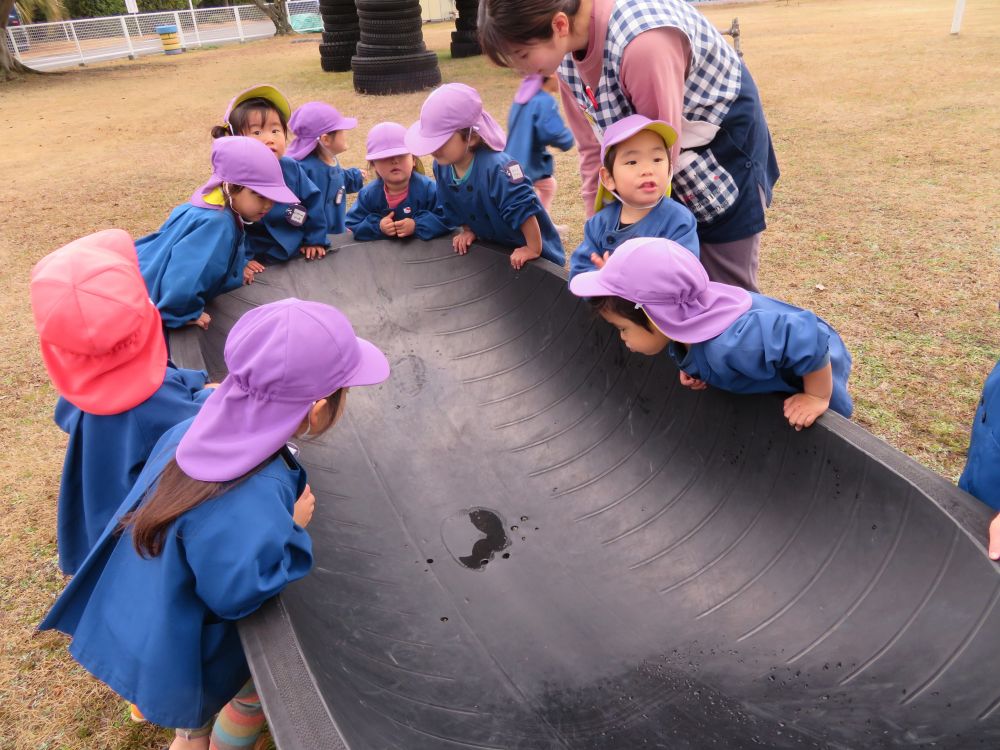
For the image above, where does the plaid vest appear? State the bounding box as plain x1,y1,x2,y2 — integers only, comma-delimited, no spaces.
559,0,744,222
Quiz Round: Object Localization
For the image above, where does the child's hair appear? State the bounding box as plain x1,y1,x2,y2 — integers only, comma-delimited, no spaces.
367,156,426,175
478,0,581,68
211,98,289,139
460,126,491,152
122,388,347,557
588,295,653,331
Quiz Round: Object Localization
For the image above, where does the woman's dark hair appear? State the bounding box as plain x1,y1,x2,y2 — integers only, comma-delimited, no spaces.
588,295,653,331
121,388,346,557
210,97,288,140
478,0,580,68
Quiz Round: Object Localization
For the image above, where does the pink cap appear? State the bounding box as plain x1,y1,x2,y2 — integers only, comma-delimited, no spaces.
404,83,507,155
286,101,358,161
569,237,752,344
30,229,168,415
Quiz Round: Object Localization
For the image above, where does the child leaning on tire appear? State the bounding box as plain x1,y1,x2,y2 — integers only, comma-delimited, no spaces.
569,237,853,430
345,122,452,241
404,83,565,270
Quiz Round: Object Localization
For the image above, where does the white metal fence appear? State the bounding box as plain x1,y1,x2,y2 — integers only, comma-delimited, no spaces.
6,1,454,71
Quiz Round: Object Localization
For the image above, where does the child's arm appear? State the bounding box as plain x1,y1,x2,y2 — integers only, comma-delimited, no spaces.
568,218,603,280
537,95,575,151
345,189,388,241
411,179,454,240
295,171,330,249
511,216,543,270
343,167,365,195
990,514,1000,561
782,362,833,431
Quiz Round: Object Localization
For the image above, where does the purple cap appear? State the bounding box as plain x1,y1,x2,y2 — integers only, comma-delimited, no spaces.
513,75,544,105
286,101,358,161
596,115,678,211
176,299,390,481
190,137,299,208
404,83,507,155
569,237,752,344
222,84,292,133
365,122,411,161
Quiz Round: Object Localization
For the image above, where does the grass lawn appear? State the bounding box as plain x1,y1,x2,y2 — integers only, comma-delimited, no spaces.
1,0,998,746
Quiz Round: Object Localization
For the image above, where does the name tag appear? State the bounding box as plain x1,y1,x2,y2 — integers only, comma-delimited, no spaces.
334,187,345,205
285,204,307,227
504,160,525,184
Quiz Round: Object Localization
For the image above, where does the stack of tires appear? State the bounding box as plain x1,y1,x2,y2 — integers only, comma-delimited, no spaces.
451,0,481,58
319,0,360,72
352,0,442,95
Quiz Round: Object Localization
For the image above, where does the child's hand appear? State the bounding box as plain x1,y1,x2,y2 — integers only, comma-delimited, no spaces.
186,312,211,330
783,393,830,431
394,218,416,238
989,512,1000,561
453,228,476,255
379,212,397,237
510,245,541,270
294,483,315,528
590,250,611,269
243,260,265,285
360,168,369,181
300,245,327,260
679,371,708,390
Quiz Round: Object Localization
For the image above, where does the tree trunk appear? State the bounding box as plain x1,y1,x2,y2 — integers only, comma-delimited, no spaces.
1,24,36,78
249,0,292,35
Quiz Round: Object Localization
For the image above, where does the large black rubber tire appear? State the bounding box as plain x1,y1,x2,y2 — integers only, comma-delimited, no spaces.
322,29,360,43
359,28,424,46
451,29,477,42
320,55,353,72
322,12,359,26
454,15,477,30
450,40,481,58
357,6,422,20
355,40,425,56
320,41,356,57
350,50,439,74
318,0,357,12
353,65,441,95
358,15,422,32
355,0,419,10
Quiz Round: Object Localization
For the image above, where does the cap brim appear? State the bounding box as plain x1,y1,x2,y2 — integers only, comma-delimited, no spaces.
569,268,616,299
404,121,452,156
42,300,168,415
228,84,292,123
251,183,300,205
366,146,411,161
176,381,312,482
343,337,390,387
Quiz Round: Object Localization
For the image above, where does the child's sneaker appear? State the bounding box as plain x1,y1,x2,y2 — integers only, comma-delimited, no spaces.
128,703,146,723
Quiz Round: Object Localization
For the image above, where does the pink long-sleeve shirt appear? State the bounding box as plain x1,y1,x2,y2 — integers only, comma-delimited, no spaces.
559,0,691,216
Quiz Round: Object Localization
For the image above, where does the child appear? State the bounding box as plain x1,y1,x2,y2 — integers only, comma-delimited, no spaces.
507,75,573,213
287,101,366,238
568,114,699,280
345,121,452,241
213,85,329,263
569,237,852,430
137,136,299,329
404,82,565,270
30,229,213,575
505,74,575,214
957,361,1000,559
39,298,390,749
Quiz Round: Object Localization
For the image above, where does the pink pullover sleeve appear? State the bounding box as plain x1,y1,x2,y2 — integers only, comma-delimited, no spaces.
559,77,603,217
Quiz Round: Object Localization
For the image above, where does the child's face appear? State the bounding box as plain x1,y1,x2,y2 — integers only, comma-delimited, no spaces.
374,154,414,186
243,109,286,159
600,130,672,207
600,309,669,356
320,130,348,156
229,187,274,222
432,131,472,166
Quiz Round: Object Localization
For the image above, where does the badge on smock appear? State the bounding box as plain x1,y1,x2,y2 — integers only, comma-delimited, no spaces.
285,204,307,227
503,161,525,184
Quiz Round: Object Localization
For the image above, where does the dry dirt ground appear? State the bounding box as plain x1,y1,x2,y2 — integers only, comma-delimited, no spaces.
1,0,998,746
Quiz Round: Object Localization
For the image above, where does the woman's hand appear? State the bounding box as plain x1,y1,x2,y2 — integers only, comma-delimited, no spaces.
294,484,315,528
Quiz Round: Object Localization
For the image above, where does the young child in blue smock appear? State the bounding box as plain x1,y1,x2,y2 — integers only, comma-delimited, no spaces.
39,299,390,749
570,237,853,430
505,74,574,216
405,82,565,270
287,100,366,238
30,229,213,576
568,115,699,280
958,361,1000,559
345,121,451,241
212,85,329,264
137,136,300,330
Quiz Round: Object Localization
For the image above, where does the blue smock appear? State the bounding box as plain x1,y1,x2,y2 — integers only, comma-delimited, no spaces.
245,156,328,263
39,418,313,729
136,204,247,328
959,360,1000,509
666,294,853,418
297,153,364,236
433,149,566,267
568,198,700,280
505,89,575,183
54,364,211,575
345,172,452,241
